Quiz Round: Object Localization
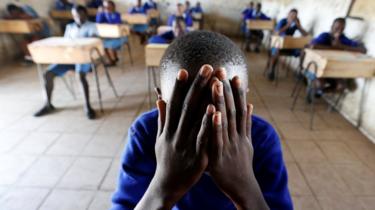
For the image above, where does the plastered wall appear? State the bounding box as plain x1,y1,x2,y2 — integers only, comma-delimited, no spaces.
0,0,374,142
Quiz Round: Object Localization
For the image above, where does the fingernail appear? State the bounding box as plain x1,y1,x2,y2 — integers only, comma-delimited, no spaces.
233,76,241,88
215,68,226,81
215,81,223,96
200,65,213,78
213,112,221,125
206,104,215,114
177,69,188,81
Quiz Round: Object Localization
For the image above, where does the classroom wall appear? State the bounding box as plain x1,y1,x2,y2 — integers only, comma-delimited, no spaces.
0,0,374,142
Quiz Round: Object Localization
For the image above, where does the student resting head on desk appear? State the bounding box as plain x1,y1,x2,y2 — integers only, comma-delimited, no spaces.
148,16,188,44
305,17,367,101
96,0,127,66
128,0,149,44
34,5,98,119
243,3,270,53
4,3,50,62
55,0,74,11
167,3,193,28
267,8,308,81
111,31,293,210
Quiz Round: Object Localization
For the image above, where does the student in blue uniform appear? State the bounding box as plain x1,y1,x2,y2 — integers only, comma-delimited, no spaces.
242,1,254,20
267,9,308,81
192,2,203,14
96,0,127,66
129,0,149,44
306,17,366,99
143,0,159,29
4,3,49,61
244,3,270,52
87,0,103,8
111,31,292,210
148,16,187,44
143,0,158,11
167,3,193,27
55,0,73,10
184,0,192,16
34,6,98,119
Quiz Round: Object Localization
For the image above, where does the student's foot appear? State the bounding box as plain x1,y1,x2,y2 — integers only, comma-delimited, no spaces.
85,107,96,120
34,104,56,117
267,71,275,81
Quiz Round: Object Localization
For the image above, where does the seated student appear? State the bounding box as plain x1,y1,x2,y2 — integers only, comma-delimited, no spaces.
307,17,366,99
242,1,254,20
96,0,127,66
167,3,193,27
111,31,293,210
34,5,98,119
192,1,204,14
4,4,49,61
244,3,270,52
87,0,103,8
128,0,149,44
148,17,187,44
184,0,192,16
143,0,157,11
267,8,308,81
55,0,73,10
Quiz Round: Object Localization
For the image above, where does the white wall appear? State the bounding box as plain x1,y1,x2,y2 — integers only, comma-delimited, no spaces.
0,0,374,142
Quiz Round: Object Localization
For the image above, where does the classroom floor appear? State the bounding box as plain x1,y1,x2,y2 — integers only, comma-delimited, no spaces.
0,37,374,210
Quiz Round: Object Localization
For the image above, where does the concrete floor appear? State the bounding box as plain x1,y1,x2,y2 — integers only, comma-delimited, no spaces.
0,37,374,210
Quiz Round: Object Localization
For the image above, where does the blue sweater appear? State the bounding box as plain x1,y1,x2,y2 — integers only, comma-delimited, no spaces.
111,109,293,210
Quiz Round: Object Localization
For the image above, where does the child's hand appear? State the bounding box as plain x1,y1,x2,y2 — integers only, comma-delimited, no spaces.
135,65,214,210
209,69,269,210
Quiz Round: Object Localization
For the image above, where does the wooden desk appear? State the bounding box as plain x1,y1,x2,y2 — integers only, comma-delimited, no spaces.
246,19,275,30
96,24,130,38
28,37,116,112
303,49,375,78
28,37,104,64
147,9,160,19
192,13,203,20
50,9,97,20
156,25,195,35
121,14,148,25
271,35,311,49
0,19,43,34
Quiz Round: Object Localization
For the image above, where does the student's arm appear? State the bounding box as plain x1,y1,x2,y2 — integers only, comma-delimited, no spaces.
275,19,290,35
186,15,193,27
95,12,104,23
295,18,308,36
210,73,292,210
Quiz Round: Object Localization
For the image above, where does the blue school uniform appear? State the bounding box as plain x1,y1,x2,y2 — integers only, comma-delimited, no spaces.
87,0,103,8
311,32,359,47
128,7,148,33
271,18,301,56
96,12,128,50
143,1,157,11
245,10,271,20
148,31,175,44
192,6,204,14
167,14,193,27
55,0,73,10
110,109,293,210
48,21,98,76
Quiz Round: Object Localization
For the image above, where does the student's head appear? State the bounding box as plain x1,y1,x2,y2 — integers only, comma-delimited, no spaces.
137,0,142,7
6,4,23,17
72,5,88,25
196,2,201,7
160,31,248,101
177,3,184,15
172,16,187,37
249,1,254,8
185,0,191,8
288,8,298,21
331,17,346,35
255,3,262,12
103,0,115,12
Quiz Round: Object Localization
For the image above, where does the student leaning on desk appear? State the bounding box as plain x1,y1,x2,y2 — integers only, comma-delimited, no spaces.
34,5,98,120
305,17,367,102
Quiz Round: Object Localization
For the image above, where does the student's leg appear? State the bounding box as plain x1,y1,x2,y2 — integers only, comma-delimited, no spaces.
254,31,264,53
268,48,279,81
76,64,96,119
245,30,252,52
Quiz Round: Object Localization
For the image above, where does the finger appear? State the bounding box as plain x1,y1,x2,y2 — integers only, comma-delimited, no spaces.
164,69,189,133
196,104,215,157
156,99,166,137
222,76,237,138
211,111,223,160
246,104,254,139
212,80,229,145
231,76,247,135
178,65,213,135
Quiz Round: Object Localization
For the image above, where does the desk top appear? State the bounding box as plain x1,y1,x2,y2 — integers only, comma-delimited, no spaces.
271,35,312,49
246,19,275,30
121,14,148,25
0,19,43,34
28,37,104,64
96,24,130,38
145,44,169,67
303,49,375,78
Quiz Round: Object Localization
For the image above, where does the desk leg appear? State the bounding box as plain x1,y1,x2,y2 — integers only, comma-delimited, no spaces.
357,79,370,128
127,42,134,66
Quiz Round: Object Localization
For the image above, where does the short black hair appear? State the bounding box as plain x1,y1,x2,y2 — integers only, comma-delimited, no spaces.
334,17,346,25
160,31,247,76
107,0,115,8
6,4,21,13
73,5,88,15
290,8,298,13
